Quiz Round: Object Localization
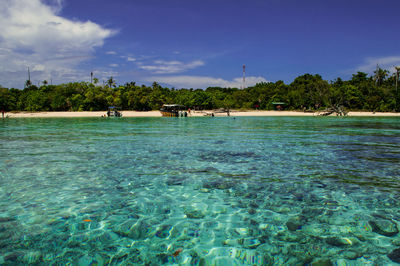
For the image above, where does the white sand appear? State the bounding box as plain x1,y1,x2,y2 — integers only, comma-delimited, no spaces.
4,110,400,118
5,111,161,118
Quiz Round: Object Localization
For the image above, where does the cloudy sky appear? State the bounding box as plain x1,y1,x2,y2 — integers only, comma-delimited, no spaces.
0,0,399,89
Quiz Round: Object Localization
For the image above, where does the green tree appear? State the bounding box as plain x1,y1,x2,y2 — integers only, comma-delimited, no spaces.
289,74,329,110
107,77,116,88
25,79,32,88
1,69,398,112
0,87,10,111
25,90,49,111
69,94,85,111
374,67,389,86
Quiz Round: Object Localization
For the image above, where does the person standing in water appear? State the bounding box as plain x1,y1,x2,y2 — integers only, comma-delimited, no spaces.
1,110,4,119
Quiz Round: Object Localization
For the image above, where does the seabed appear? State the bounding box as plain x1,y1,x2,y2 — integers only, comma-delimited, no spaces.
0,116,400,265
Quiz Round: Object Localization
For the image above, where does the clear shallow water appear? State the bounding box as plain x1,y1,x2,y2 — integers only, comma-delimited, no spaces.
1,116,400,265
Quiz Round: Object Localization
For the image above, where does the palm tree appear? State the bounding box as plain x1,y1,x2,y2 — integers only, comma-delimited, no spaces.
152,81,160,89
25,79,32,88
374,66,389,86
125,81,136,88
107,77,116,88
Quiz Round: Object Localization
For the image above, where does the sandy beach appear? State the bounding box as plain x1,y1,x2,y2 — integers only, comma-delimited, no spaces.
3,110,400,118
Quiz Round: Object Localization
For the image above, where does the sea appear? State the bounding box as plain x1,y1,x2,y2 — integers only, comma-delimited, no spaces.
0,116,400,265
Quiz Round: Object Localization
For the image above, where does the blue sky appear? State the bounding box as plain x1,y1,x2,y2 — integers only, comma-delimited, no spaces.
1,0,399,89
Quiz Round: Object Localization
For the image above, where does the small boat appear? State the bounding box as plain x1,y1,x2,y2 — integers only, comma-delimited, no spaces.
160,104,187,117
107,106,122,117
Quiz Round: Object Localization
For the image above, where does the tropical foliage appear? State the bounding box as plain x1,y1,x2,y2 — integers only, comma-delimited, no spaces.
0,69,399,112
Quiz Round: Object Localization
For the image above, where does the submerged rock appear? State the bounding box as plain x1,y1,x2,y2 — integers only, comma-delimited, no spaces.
323,200,340,210
128,220,151,239
223,238,260,249
222,239,237,246
388,248,400,263
155,225,172,238
342,250,361,260
0,230,12,240
96,231,119,243
286,216,305,231
286,220,302,231
325,237,354,247
166,177,186,186
185,209,205,219
0,217,15,223
22,251,42,264
301,207,324,217
392,239,400,246
202,179,235,190
0,241,7,248
4,252,23,263
369,219,399,237
156,253,169,264
248,208,257,215
235,227,250,236
242,238,261,249
109,250,130,265
228,248,264,265
258,234,269,244
112,220,137,237
78,255,98,265
275,231,305,243
112,220,150,239
311,258,333,266
249,201,259,208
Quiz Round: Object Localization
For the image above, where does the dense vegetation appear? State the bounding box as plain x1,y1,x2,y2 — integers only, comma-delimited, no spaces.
1,69,399,112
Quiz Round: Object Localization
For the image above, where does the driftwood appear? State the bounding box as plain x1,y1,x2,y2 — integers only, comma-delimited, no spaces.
318,105,348,116
203,108,231,117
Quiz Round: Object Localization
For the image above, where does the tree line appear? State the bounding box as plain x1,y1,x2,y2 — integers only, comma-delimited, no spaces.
0,68,399,112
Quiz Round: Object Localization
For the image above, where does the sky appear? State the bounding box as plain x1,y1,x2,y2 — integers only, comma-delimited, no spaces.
0,0,400,89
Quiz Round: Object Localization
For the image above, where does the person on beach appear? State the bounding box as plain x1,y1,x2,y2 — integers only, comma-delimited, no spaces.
1,110,4,119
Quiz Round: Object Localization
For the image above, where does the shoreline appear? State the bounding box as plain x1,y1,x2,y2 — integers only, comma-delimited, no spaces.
3,110,400,118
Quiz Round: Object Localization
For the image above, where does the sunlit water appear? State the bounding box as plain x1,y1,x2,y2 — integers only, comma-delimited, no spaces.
1,116,400,265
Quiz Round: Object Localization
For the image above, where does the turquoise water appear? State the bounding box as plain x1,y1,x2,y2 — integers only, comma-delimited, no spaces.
1,116,400,265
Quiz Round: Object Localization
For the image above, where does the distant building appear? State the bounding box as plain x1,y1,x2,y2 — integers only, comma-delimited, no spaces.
271,102,286,111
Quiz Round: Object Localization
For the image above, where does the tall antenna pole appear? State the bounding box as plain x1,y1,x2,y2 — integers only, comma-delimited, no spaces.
375,64,380,85
24,66,32,88
242,64,246,89
91,71,93,84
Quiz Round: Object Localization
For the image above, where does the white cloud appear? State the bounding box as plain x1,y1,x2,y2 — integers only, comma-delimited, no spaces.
139,60,204,74
106,51,117,55
144,75,268,89
0,0,115,88
127,57,136,62
41,0,63,13
356,56,400,74
109,64,119,68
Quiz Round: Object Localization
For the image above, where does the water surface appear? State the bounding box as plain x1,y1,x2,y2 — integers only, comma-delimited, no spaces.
1,117,400,265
